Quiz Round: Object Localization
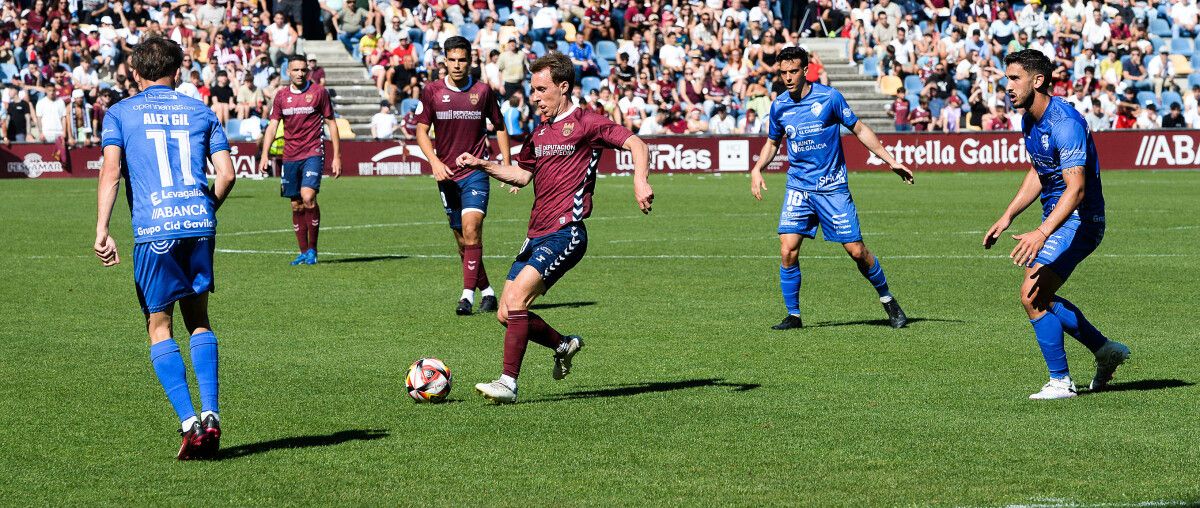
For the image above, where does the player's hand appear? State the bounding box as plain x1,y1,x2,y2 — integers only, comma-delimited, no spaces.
634,180,654,214
431,160,454,181
983,217,1011,249
500,182,521,194
257,157,269,175
1009,229,1047,267
750,170,767,200
891,162,914,184
94,233,120,267
331,158,342,179
455,153,484,171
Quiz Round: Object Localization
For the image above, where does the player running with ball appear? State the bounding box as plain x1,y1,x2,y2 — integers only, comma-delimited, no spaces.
456,52,654,403
94,37,236,459
985,50,1129,400
748,46,914,331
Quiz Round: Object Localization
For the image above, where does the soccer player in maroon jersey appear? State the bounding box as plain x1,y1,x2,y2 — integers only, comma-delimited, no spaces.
415,36,512,316
456,52,654,403
258,57,342,265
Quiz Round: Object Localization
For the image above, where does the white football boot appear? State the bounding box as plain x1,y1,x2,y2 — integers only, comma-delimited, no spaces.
475,379,518,403
1029,377,1078,400
552,335,583,380
1090,340,1131,391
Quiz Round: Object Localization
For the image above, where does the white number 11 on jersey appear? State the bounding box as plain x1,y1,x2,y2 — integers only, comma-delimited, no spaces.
145,129,195,187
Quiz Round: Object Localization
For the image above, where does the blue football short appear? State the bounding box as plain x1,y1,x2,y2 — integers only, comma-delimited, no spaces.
777,189,863,243
1033,219,1104,280
133,236,215,314
281,156,323,198
438,170,490,231
507,222,588,290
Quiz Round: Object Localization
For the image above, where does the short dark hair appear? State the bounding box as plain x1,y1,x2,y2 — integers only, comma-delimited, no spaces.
1004,49,1053,93
530,52,575,92
129,36,183,82
444,35,471,56
778,46,809,68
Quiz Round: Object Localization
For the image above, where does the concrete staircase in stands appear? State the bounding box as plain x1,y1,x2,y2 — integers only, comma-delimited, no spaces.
302,40,380,137
800,38,894,133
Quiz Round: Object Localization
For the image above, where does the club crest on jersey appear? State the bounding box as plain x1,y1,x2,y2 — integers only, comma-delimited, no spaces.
305,94,313,103
810,102,823,117
286,96,293,103
469,93,480,105
442,94,451,103
842,107,852,118
1041,134,1049,150
561,122,575,136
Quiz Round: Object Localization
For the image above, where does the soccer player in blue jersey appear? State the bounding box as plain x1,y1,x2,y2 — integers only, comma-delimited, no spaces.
748,46,914,331
984,50,1130,400
94,37,237,458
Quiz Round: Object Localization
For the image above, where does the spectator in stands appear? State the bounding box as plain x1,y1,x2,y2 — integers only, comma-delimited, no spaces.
890,87,912,131
568,37,598,83
1146,49,1177,96
266,12,298,65
1084,98,1109,131
1067,84,1092,116
475,17,502,55
236,74,264,120
909,96,932,131
1162,102,1188,129
737,107,766,134
370,100,396,140
1137,102,1159,129
1081,10,1110,53
35,86,66,143
708,104,735,134
890,27,915,76
308,57,326,87
1123,48,1149,91
529,1,566,44
1171,0,1199,38
497,38,527,99
337,1,370,56
208,71,235,124
583,0,615,43
65,89,94,147
2,89,36,143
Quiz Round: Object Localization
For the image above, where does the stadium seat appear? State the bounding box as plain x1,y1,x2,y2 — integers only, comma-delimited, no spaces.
879,75,902,95
1150,18,1171,38
1190,73,1200,89
1171,37,1195,58
458,23,479,43
1171,54,1195,75
1162,91,1185,108
1149,36,1166,54
412,42,423,58
532,41,546,57
225,119,243,141
1137,91,1160,109
0,63,14,81
581,76,601,95
596,40,618,62
400,98,420,115
497,6,510,22
334,118,356,139
861,56,879,77
929,98,945,118
597,58,611,78
563,22,577,43
903,75,923,94
556,40,570,54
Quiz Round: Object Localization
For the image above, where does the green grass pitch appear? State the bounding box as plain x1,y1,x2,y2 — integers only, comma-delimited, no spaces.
1,170,1197,506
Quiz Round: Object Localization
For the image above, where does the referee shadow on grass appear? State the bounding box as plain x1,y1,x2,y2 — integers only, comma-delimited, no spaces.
217,429,390,460
1080,379,1194,395
322,255,410,264
805,317,964,328
527,378,760,403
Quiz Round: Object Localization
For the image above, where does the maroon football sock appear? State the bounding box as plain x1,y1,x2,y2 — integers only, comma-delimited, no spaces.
462,244,483,290
526,311,564,349
292,209,310,252
502,310,530,378
306,204,320,251
476,246,491,290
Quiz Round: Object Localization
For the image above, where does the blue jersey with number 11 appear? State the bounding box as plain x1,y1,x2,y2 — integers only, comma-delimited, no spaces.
102,84,230,243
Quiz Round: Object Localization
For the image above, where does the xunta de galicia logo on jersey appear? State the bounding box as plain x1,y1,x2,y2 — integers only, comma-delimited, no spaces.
561,122,574,136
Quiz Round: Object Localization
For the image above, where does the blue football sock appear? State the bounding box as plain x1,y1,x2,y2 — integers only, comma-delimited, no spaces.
189,331,219,414
780,264,801,316
859,257,892,299
150,339,197,424
1049,297,1108,353
1031,313,1070,379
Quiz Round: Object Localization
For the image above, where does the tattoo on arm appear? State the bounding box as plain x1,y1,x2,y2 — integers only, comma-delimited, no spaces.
1063,166,1083,177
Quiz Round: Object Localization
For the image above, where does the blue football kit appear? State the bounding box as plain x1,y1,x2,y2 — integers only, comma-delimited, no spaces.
102,84,230,314
768,83,863,243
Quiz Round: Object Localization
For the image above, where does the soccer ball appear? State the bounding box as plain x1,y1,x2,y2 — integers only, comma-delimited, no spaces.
405,358,452,403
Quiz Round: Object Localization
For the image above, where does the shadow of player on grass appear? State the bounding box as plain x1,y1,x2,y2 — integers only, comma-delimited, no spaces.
218,429,390,460
526,378,760,403
322,255,410,264
804,317,964,328
529,301,597,310
1079,379,1194,395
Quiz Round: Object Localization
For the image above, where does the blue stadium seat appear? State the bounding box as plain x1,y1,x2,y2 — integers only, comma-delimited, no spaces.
929,98,945,118
581,76,601,95
597,58,611,78
596,40,618,62
1150,18,1171,38
1148,37,1165,55
556,40,570,54
0,63,15,81
497,7,510,23
225,119,243,141
458,23,479,43
400,98,420,115
1192,52,1200,70
532,41,546,57
1172,37,1195,58
1162,91,1184,108
903,75,923,94
1137,91,1160,109
861,56,879,77
1189,73,1200,89
1143,54,1155,68
412,42,423,59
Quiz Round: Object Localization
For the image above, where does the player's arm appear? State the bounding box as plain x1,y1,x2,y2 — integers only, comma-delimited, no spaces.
983,167,1040,249
852,120,913,184
210,149,237,211
257,118,279,173
748,136,779,201
1010,165,1085,266
415,122,453,181
623,134,653,214
94,145,122,267
455,153,532,187
325,116,341,178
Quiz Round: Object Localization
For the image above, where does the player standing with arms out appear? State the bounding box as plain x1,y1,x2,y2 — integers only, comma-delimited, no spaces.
984,50,1130,400
748,47,914,331
259,57,342,265
94,37,236,459
415,36,512,316
456,52,654,403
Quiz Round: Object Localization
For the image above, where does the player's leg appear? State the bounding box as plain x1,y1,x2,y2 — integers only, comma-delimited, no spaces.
818,192,907,328
282,159,310,264
459,172,496,311
179,292,221,457
1021,264,1078,399
842,241,907,328
774,189,814,330
477,266,546,403
145,306,206,459
299,156,323,263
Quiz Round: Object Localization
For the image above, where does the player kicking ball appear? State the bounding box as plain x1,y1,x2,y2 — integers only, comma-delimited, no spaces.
984,50,1129,400
414,36,511,315
259,57,342,266
455,52,653,403
94,37,236,459
748,46,913,331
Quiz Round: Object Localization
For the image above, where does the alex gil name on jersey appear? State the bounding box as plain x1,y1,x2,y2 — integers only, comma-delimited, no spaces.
142,113,191,126
867,137,1030,166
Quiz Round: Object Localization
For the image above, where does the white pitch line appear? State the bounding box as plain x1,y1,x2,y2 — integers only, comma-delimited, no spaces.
212,248,1193,261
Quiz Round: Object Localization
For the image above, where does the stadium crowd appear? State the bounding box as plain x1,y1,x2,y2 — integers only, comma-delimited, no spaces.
1,0,1198,146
